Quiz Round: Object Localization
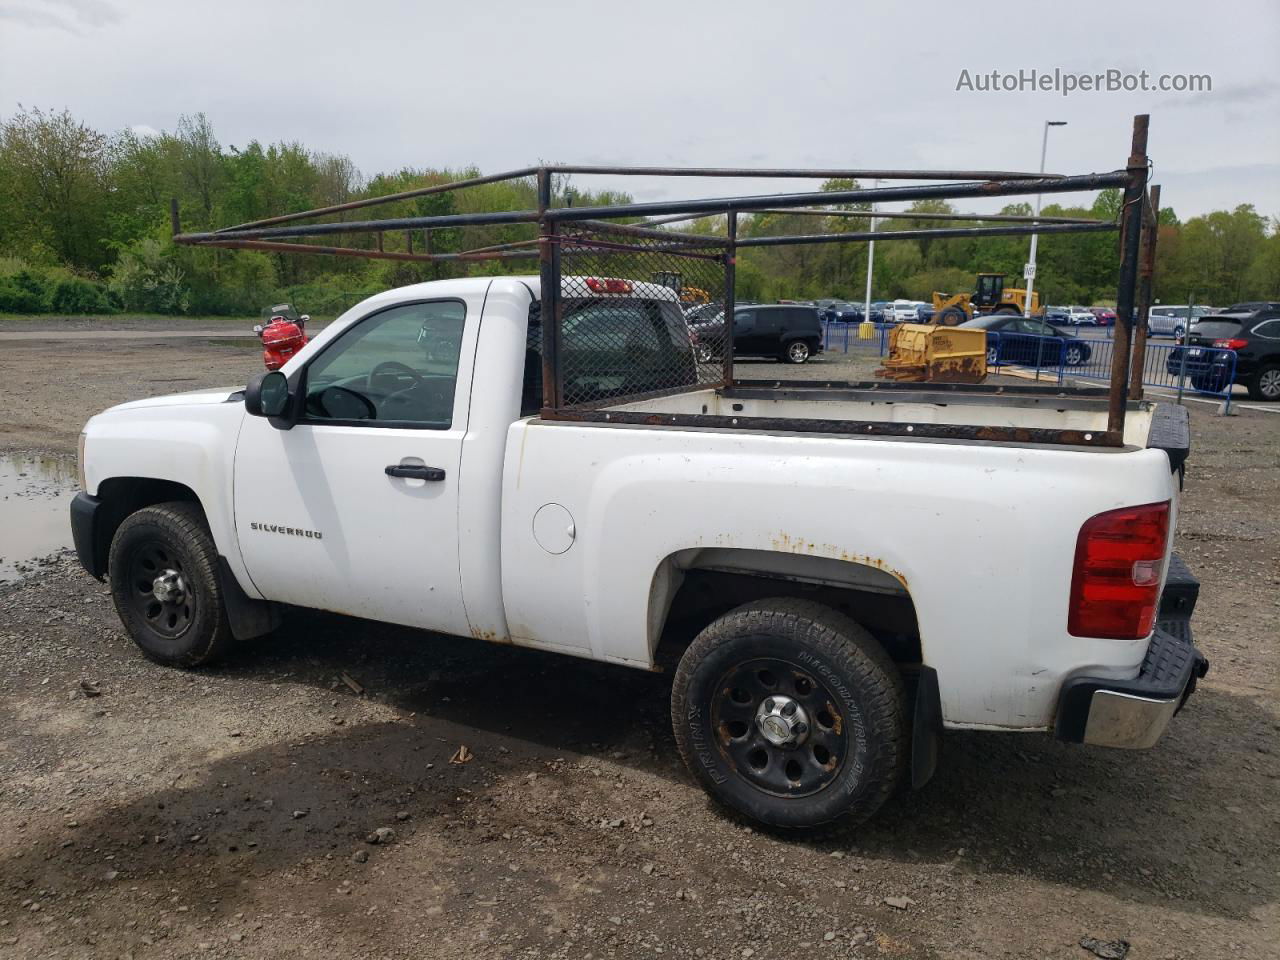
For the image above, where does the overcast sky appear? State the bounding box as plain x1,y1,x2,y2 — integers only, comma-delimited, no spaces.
2,0,1277,221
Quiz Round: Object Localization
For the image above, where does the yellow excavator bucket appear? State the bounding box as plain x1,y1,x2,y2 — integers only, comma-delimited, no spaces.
876,323,987,383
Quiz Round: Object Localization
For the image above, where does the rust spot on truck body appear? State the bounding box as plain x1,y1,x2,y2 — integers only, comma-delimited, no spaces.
767,532,909,590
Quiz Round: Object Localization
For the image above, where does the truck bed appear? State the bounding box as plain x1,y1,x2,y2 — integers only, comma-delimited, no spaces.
603,380,1163,449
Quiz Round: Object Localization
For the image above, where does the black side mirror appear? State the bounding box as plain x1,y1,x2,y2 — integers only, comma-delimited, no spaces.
245,371,293,426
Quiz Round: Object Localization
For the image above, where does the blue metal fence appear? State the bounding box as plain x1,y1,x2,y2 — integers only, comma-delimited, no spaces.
819,321,1238,411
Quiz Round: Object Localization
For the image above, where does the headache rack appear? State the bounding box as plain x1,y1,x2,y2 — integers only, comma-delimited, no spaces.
173,115,1164,448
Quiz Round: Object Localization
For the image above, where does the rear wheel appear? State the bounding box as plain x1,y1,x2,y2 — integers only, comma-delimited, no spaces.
1191,371,1229,394
1247,363,1280,401
671,599,907,830
783,340,811,364
993,305,1021,315
108,502,235,667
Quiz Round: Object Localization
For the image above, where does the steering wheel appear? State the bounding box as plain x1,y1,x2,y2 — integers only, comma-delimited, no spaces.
369,360,424,395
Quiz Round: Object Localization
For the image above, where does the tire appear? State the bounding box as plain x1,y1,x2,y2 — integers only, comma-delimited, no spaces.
671,598,907,830
993,305,1020,315
783,340,811,364
695,343,714,364
1191,372,1228,394
108,502,235,667
986,344,1000,365
1064,344,1085,367
1247,363,1280,401
939,307,966,326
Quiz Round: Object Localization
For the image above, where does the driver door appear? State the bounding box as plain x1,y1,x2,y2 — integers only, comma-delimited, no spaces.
232,297,475,636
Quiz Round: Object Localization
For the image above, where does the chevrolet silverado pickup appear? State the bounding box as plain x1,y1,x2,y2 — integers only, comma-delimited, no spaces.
70,274,1207,829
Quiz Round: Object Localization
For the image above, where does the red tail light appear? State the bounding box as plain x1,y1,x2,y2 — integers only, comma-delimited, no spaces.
1213,337,1247,350
584,277,633,294
1068,501,1170,639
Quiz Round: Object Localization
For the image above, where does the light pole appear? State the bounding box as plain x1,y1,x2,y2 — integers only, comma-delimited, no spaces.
861,178,881,336
1023,120,1067,316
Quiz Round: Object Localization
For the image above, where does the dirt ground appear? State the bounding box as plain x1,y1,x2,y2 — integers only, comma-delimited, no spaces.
0,334,1276,960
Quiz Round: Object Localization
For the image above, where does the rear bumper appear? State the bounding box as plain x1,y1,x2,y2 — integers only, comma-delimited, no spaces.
1055,554,1208,749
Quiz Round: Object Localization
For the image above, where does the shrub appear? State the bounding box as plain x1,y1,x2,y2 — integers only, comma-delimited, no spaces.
50,277,114,314
109,237,190,314
0,274,48,312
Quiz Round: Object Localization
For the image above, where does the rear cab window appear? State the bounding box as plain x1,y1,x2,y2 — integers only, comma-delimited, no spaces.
524,296,695,410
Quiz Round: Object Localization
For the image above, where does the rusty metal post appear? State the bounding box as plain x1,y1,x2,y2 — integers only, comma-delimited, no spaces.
169,198,181,236
537,169,563,412
1106,115,1149,439
1128,184,1160,400
724,212,738,387
406,230,414,255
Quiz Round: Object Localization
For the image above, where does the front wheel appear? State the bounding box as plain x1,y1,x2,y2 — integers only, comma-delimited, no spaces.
671,599,907,830
783,340,811,364
1063,344,1086,366
108,502,235,667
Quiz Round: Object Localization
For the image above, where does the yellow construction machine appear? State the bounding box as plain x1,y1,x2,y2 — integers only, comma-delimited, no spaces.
930,273,1039,325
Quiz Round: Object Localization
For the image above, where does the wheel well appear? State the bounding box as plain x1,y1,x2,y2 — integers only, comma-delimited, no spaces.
651,551,922,671
91,478,203,575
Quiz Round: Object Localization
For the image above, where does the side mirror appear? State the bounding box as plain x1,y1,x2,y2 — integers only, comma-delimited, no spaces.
245,371,293,425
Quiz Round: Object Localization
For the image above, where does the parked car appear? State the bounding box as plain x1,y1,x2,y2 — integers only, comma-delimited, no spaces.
1066,307,1098,326
1165,304,1280,399
684,301,724,324
1041,306,1072,325
823,301,864,323
916,303,937,323
960,314,1093,367
1148,311,1188,338
1090,307,1117,326
885,301,918,323
692,304,825,364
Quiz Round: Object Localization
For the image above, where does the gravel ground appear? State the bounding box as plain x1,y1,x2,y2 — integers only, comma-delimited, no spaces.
0,340,1276,959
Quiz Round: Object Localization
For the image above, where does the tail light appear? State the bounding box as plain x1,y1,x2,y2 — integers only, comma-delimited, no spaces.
1068,501,1170,639
584,277,633,294
1213,338,1247,350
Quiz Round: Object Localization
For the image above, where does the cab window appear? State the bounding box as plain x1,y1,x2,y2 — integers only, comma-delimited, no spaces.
302,300,466,428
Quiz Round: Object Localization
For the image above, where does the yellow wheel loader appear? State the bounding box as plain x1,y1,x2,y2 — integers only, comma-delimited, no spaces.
930,273,1039,325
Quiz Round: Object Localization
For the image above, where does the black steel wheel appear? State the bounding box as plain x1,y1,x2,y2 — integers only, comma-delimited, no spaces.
711,656,848,798
108,502,235,667
126,541,195,638
672,599,907,830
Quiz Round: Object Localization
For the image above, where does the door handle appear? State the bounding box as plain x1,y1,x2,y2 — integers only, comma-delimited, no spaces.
385,464,446,481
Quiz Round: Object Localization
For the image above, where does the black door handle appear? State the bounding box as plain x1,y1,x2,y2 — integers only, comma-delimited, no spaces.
385,464,446,481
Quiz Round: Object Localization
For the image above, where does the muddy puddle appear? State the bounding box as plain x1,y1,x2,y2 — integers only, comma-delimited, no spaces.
0,453,79,582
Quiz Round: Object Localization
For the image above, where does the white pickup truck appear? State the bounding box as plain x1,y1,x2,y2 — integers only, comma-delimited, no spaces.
71,274,1207,829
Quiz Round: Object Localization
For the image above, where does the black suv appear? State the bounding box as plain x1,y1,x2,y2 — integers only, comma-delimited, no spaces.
1166,302,1280,400
689,304,824,364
